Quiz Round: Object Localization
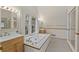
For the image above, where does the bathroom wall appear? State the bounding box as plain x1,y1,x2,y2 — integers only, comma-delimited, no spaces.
15,6,74,39
37,6,68,39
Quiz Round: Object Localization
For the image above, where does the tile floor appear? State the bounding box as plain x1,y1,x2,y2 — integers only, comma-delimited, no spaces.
46,38,72,52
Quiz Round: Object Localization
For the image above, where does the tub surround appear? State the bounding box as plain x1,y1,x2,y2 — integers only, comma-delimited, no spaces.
24,34,51,52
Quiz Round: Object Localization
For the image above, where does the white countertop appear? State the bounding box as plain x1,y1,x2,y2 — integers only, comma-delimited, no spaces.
0,33,23,42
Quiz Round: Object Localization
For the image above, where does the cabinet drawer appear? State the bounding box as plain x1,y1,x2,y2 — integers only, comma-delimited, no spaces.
16,42,24,52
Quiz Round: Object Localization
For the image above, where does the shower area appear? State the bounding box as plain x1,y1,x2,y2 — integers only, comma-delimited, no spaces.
67,7,79,52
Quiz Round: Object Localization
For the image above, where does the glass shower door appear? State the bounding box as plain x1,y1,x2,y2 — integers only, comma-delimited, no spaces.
68,7,76,51
70,8,76,49
77,7,79,52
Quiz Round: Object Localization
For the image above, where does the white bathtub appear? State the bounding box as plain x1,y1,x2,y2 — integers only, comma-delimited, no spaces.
24,34,51,52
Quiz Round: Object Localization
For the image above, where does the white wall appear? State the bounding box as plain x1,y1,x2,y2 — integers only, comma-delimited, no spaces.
16,6,74,39
38,7,67,25
37,6,68,39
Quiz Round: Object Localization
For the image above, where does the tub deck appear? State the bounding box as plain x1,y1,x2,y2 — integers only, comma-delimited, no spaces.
24,34,51,52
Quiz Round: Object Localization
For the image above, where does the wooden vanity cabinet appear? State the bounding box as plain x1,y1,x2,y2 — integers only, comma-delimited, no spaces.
0,36,24,52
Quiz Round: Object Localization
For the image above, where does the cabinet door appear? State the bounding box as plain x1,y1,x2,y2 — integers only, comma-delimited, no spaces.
16,42,24,52
15,37,24,52
1,36,24,52
2,44,16,52
2,42,24,52
1,39,16,52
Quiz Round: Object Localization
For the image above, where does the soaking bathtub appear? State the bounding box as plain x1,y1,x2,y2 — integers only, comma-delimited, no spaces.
24,34,51,52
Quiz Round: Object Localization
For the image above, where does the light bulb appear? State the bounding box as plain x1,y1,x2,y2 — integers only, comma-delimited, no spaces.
1,6,4,8
12,9,15,12
3,6,7,9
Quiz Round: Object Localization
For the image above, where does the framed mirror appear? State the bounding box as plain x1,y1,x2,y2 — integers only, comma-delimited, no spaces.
1,9,12,30
0,8,18,33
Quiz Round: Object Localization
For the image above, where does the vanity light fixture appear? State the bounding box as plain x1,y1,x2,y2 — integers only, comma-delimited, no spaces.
6,7,9,9
15,10,18,13
8,7,11,11
10,8,12,11
0,6,18,13
1,6,9,11
12,9,14,12
1,6,4,8
2,6,7,10
14,10,16,13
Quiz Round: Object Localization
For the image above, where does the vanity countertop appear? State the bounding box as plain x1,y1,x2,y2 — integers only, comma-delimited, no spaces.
0,33,23,43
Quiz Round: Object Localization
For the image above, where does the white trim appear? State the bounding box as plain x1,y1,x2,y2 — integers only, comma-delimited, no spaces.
75,6,78,52
67,6,78,52
67,40,75,52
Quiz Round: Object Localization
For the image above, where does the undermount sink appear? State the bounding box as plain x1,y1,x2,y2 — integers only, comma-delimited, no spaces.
0,33,10,37
0,32,23,42
0,32,19,40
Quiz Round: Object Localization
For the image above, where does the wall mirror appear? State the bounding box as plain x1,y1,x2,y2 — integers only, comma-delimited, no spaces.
0,8,17,33
1,9,12,30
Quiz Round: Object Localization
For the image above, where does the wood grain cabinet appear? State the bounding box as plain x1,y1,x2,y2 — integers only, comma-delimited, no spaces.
0,36,24,52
